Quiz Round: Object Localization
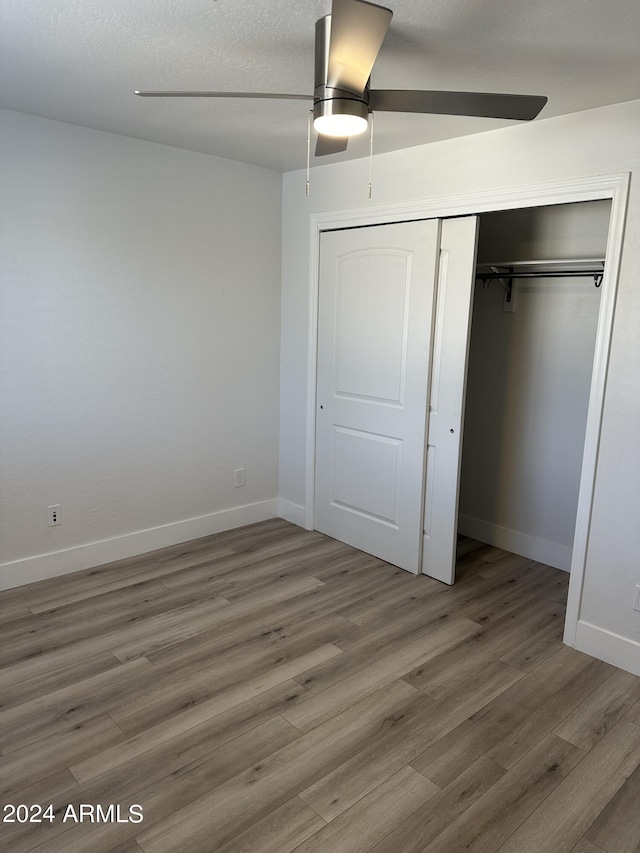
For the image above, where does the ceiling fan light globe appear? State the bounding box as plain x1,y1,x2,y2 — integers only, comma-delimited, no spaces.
313,113,368,137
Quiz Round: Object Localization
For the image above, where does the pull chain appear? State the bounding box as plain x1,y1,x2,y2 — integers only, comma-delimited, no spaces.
368,111,374,199
306,110,312,196
306,110,373,198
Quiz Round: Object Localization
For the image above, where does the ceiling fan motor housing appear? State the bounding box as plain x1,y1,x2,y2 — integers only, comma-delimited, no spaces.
313,15,370,127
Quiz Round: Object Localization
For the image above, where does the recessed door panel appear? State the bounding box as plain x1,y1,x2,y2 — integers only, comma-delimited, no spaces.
332,426,401,525
335,252,410,405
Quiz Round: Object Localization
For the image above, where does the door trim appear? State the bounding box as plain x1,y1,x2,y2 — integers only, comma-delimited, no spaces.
304,172,630,648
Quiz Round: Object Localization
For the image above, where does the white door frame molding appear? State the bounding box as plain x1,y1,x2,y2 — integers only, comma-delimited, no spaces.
304,172,630,647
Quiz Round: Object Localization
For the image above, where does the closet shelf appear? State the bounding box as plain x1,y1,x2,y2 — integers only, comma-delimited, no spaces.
477,258,605,269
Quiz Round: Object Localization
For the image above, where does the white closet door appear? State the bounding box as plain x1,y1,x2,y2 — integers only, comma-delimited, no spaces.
315,220,440,573
422,216,480,583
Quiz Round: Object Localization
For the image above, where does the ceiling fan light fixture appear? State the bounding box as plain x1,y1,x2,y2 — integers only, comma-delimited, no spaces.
314,112,368,137
313,96,369,137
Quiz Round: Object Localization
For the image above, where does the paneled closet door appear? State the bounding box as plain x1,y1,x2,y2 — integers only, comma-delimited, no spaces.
315,220,440,573
422,216,480,583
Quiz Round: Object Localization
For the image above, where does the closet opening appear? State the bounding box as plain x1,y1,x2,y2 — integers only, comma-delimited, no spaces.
455,199,612,575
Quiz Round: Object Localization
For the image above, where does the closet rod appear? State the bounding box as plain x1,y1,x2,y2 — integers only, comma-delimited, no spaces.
477,269,604,284
476,261,605,292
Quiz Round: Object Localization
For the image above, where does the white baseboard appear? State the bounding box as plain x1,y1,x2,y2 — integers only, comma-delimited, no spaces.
458,513,572,572
277,499,306,528
573,620,640,677
0,499,279,591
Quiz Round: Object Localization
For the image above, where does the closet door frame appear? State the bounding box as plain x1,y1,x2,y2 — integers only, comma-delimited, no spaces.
304,172,630,650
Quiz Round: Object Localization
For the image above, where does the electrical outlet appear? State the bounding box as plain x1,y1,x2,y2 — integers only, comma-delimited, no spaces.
47,504,61,527
234,468,245,488
634,585,640,613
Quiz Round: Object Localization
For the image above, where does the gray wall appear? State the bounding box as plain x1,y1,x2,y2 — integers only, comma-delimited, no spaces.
0,110,283,585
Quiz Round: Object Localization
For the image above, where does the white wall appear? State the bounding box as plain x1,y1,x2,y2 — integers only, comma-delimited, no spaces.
280,99,640,670
459,202,610,570
0,109,282,587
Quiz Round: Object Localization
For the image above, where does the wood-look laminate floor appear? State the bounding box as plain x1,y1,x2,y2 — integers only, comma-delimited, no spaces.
1,519,639,853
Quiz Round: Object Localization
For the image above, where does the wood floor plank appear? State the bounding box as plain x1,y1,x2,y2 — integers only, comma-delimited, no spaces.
2,682,308,853
137,568,378,670
282,617,481,732
333,585,456,646
570,840,608,853
215,540,357,595
404,596,565,700
134,680,422,853
495,719,640,853
0,603,32,624
0,593,229,668
0,520,637,853
289,767,438,853
553,668,640,752
418,733,585,853
111,615,351,736
458,563,559,626
297,689,435,821
0,713,125,798
335,572,438,626
0,597,231,684
475,551,539,579
21,555,163,599
111,577,323,663
499,617,565,672
368,757,505,853
71,643,341,783
330,567,519,656
0,576,175,645
156,537,344,592
0,657,153,753
93,681,311,800
487,657,615,770
0,585,33,610
626,698,640,727
11,715,302,853
107,841,145,853
211,796,326,853
0,649,123,711
411,645,593,787
585,762,640,853
537,567,571,604
0,651,221,752
23,546,230,612
0,771,81,852
145,607,353,674
299,660,522,822
27,564,223,615
333,596,457,657
293,608,477,698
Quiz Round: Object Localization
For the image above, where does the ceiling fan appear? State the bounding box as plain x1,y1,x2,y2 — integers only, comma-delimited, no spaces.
135,0,547,158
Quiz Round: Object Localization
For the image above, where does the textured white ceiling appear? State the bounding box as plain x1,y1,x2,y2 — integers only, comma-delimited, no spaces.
1,0,639,172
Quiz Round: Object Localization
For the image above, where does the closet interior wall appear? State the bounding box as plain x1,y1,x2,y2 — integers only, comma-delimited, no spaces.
457,200,611,571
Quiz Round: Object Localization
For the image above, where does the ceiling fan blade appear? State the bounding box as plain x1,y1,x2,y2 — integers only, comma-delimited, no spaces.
134,91,312,100
369,90,547,120
327,0,393,95
315,135,349,156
